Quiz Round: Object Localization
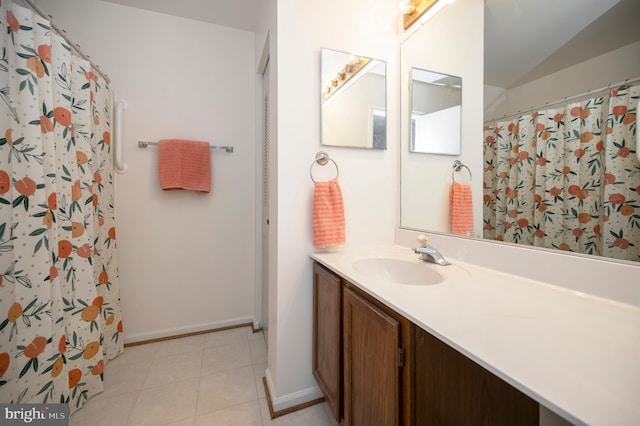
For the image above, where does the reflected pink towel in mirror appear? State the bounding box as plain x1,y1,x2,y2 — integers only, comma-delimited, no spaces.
158,139,211,194
450,181,473,236
313,179,345,248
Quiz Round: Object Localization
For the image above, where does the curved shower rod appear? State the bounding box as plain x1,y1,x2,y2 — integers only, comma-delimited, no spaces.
21,0,110,83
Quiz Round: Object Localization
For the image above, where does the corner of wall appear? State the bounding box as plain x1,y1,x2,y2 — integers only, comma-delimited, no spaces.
263,368,324,413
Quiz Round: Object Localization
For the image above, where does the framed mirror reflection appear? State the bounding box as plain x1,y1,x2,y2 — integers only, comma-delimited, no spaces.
321,48,387,149
410,68,461,155
399,0,640,263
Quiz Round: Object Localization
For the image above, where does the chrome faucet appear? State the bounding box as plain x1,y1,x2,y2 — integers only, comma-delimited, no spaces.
414,234,451,266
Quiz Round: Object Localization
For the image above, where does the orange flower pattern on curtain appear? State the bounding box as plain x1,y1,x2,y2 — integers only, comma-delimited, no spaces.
483,85,639,262
0,1,123,412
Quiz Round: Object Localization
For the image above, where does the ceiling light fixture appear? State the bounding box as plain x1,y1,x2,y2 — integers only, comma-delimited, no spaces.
323,56,373,102
399,0,416,15
402,0,439,30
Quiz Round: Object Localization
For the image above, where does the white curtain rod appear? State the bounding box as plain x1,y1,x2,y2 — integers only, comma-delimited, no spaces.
20,0,110,84
485,76,640,124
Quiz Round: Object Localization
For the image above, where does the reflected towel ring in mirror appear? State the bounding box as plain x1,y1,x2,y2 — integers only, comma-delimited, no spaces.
452,160,471,182
310,151,339,182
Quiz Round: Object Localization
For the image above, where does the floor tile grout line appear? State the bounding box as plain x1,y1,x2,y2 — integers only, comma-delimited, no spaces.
199,333,255,380
254,372,269,425
195,399,265,423
194,336,206,422
154,335,206,360
247,330,270,425
74,328,278,425
124,388,142,426
193,329,257,421
125,341,157,426
194,370,260,419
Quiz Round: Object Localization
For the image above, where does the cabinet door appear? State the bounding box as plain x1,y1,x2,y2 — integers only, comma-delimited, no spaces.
343,286,400,426
413,325,539,425
313,263,342,421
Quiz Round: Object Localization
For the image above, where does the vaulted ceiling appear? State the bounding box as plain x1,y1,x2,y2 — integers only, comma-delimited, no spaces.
98,0,640,90
98,0,264,32
485,0,640,88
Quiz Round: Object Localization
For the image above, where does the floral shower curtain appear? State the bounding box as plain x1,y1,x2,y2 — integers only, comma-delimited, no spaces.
483,84,640,262
0,0,123,412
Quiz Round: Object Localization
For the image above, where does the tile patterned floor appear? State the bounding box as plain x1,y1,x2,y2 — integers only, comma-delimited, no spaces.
70,327,336,426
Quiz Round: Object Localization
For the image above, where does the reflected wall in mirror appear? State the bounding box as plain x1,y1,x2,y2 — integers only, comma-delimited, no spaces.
400,0,483,236
400,0,640,263
321,48,387,149
410,68,461,155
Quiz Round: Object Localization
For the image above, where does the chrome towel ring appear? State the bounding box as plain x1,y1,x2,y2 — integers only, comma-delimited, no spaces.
452,160,472,182
310,151,339,182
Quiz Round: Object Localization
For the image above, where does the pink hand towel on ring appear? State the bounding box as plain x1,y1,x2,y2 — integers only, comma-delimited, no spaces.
158,139,211,194
450,181,473,235
312,178,345,248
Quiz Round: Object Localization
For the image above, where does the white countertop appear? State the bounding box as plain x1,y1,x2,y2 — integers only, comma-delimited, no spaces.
311,245,640,426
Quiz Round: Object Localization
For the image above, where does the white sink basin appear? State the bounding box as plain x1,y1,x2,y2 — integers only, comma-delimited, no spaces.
352,257,445,285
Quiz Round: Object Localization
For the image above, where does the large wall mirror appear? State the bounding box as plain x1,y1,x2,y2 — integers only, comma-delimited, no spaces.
400,0,640,263
321,48,387,149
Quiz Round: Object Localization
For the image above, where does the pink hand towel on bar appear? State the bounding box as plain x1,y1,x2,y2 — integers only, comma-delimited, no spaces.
450,181,473,236
313,178,345,248
158,139,211,194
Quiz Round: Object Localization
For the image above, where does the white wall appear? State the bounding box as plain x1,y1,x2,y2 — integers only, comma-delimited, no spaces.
266,0,400,409
485,40,640,121
35,0,257,343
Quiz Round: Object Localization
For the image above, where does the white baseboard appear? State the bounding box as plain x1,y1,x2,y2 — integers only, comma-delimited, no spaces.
263,368,324,412
123,316,254,344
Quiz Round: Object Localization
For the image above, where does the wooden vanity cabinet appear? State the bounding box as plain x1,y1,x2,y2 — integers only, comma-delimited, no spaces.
312,262,342,421
313,263,411,425
412,326,539,425
312,261,538,426
342,283,412,426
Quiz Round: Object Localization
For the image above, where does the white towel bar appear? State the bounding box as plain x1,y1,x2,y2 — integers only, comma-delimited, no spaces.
138,140,234,153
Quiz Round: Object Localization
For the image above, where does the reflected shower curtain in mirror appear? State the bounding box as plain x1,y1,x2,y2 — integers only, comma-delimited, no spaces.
0,1,123,412
483,85,639,262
